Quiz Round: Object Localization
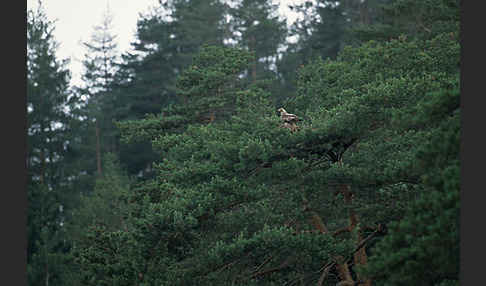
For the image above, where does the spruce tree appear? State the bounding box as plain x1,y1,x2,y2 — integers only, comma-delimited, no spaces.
77,5,120,176
27,2,77,285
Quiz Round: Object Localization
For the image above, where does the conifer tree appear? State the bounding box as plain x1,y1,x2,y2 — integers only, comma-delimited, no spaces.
77,5,120,176
117,0,228,120
73,1,460,285
351,0,460,42
277,0,393,102
27,2,77,284
359,88,460,285
107,0,229,177
228,0,287,83
69,153,132,245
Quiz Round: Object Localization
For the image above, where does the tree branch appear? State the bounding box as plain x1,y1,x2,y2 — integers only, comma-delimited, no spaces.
249,257,291,279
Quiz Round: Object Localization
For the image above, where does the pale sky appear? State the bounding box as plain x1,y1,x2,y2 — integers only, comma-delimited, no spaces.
27,0,306,87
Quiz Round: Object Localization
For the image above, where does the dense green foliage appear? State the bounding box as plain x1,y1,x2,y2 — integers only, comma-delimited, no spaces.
359,88,460,286
69,153,132,237
77,13,460,286
27,3,79,285
27,0,460,285
229,0,287,82
277,0,394,101
68,6,122,188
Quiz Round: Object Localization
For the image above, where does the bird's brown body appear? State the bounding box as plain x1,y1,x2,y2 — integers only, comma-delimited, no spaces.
278,108,299,131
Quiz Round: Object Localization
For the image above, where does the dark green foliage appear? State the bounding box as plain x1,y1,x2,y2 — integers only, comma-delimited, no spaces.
359,89,460,285
69,153,132,238
27,3,78,285
116,0,228,120
75,226,137,286
27,4,72,186
78,11,460,281
278,0,393,103
116,44,254,144
29,0,459,284
227,0,288,104
105,0,230,177
78,6,121,147
68,6,122,186
229,0,287,79
27,184,74,285
70,153,134,285
351,0,460,42
85,45,355,285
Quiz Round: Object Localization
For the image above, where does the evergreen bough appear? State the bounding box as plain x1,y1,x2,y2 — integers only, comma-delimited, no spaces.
77,23,460,286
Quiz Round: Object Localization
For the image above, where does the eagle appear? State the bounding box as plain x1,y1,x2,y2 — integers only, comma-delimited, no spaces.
278,107,300,131
278,108,299,123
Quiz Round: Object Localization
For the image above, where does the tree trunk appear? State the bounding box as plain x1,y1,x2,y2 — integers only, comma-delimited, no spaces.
39,122,46,184
340,183,372,286
250,35,257,82
95,120,102,176
309,211,329,234
335,257,354,285
45,268,49,286
360,0,370,25
45,248,49,286
303,198,352,285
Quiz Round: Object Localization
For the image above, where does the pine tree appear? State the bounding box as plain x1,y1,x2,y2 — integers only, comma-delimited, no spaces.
73,1,460,284
229,0,287,83
277,0,392,102
78,45,255,285
116,0,228,120
108,0,230,177
359,88,460,286
351,0,460,42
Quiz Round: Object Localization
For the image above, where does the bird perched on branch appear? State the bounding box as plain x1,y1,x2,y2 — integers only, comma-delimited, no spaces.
278,108,299,123
278,107,300,132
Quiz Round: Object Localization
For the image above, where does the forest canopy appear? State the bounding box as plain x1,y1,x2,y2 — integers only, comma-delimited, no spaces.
27,0,460,285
